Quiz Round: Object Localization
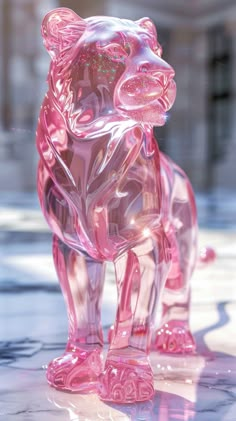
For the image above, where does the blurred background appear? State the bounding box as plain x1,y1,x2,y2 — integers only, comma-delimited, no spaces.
1,0,236,197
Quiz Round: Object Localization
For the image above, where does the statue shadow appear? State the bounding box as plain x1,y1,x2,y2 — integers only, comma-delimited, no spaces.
192,301,236,421
106,391,195,420
107,301,236,420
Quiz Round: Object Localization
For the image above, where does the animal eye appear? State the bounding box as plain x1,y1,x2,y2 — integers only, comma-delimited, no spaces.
98,43,128,62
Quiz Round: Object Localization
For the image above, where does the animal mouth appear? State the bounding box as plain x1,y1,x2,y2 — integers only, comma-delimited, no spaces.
116,77,176,125
118,90,171,113
117,78,176,115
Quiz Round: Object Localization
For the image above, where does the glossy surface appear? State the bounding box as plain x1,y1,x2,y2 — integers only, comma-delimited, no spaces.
0,194,236,420
37,8,198,402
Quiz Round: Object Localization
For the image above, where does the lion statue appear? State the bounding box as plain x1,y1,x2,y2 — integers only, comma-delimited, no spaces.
37,8,198,403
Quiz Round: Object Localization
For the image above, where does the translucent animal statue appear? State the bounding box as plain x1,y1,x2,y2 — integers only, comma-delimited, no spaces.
37,8,200,403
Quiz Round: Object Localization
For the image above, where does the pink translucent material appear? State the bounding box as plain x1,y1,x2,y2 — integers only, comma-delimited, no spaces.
36,8,198,403
198,246,216,266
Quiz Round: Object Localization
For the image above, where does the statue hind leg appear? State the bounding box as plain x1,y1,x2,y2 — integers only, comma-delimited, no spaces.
46,235,105,392
153,182,198,354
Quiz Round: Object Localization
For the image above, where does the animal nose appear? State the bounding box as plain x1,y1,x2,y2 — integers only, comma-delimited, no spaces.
138,60,175,87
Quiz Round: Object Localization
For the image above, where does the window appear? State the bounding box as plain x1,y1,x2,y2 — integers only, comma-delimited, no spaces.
2,0,11,129
153,27,170,154
207,25,232,163
1,0,36,130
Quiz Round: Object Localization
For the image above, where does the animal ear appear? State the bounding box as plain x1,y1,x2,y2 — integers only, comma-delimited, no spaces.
42,8,87,59
136,17,157,38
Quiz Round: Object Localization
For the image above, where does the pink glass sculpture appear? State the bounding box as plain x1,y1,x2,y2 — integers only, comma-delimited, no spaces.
37,7,199,403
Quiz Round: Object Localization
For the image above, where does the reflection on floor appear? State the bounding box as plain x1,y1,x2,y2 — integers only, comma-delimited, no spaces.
0,194,236,420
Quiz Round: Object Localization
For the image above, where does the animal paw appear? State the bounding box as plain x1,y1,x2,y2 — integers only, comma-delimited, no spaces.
46,346,103,393
153,320,196,354
98,350,154,403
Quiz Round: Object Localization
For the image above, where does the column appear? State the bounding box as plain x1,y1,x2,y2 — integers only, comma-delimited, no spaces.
167,27,208,191
214,17,236,190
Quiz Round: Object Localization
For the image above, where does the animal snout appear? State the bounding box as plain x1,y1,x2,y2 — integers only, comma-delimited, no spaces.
119,75,164,106
118,72,175,109
118,55,175,108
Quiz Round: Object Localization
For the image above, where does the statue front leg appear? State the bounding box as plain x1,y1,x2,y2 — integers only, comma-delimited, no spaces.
46,235,105,393
99,230,171,403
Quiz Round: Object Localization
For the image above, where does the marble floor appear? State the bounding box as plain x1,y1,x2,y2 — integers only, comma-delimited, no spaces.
0,193,236,420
